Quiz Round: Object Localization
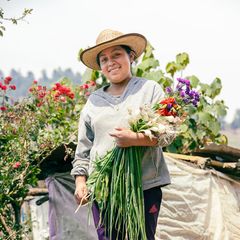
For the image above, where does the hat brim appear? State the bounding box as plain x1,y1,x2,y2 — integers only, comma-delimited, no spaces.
80,33,147,70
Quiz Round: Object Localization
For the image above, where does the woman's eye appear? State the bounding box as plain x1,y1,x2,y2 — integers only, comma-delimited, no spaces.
113,53,121,58
100,58,107,64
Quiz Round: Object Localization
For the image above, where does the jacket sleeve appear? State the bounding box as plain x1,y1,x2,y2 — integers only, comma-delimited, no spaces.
150,81,163,104
70,107,94,177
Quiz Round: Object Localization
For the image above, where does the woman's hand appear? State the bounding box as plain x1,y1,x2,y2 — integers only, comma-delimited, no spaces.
74,176,88,205
109,127,136,147
109,127,157,147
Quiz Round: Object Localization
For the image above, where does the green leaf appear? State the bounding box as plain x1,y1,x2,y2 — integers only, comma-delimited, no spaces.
210,78,222,98
198,112,212,125
0,9,4,18
165,62,178,77
142,43,154,59
187,75,200,88
213,100,228,117
23,8,33,16
91,70,100,80
179,124,188,132
209,120,220,135
78,48,84,62
176,52,189,70
137,58,159,72
142,70,164,82
199,83,214,98
196,129,206,139
11,18,17,24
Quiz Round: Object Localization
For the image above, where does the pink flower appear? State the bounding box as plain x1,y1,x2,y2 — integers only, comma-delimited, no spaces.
54,92,61,98
55,83,61,88
13,162,21,169
1,85,7,90
4,76,12,85
10,85,16,90
85,91,91,97
0,106,7,111
37,102,43,107
89,80,96,86
82,84,89,89
68,92,75,99
37,86,43,91
38,92,46,99
33,80,38,84
59,96,66,102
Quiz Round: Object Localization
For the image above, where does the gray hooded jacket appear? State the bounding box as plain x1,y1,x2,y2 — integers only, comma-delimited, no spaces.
71,77,171,190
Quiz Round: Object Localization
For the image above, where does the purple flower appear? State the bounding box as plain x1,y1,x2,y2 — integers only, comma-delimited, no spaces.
180,90,185,98
177,78,185,84
177,78,190,86
185,86,190,94
194,92,200,101
188,90,194,98
167,103,172,110
192,99,198,107
165,87,172,93
185,79,190,86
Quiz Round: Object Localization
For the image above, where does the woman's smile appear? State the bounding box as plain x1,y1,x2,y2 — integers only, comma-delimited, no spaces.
108,66,121,73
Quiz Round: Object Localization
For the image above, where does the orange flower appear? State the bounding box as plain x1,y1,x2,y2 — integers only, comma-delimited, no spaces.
159,97,176,105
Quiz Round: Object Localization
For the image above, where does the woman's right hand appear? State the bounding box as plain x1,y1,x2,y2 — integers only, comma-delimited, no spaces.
74,176,88,205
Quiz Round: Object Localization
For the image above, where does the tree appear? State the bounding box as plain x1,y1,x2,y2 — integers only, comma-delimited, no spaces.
0,1,32,36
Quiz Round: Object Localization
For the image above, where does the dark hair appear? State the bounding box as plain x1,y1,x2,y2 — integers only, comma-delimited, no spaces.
96,45,135,68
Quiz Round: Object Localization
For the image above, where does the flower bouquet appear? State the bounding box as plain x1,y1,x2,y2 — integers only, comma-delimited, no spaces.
79,78,200,239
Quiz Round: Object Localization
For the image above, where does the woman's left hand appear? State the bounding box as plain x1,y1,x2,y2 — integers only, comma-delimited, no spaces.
109,127,137,147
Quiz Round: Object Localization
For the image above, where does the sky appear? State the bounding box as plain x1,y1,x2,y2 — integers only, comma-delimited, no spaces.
0,0,240,122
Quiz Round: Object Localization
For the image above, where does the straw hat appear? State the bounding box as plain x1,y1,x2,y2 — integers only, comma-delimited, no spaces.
80,29,147,70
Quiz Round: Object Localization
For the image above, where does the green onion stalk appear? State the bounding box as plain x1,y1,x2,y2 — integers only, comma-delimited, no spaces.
87,133,147,240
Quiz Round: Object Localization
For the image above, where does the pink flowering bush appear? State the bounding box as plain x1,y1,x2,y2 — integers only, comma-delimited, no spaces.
0,77,85,239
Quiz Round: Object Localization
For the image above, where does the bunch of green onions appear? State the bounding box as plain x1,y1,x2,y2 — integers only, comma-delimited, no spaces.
86,106,164,239
87,144,147,240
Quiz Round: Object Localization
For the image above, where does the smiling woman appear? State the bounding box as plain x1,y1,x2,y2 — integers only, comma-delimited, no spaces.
71,29,171,240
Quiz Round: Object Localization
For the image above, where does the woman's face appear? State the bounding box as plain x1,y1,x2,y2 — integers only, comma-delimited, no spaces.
98,46,134,84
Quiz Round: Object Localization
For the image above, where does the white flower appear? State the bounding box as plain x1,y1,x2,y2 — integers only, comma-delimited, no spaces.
141,129,155,140
164,116,175,122
157,124,167,133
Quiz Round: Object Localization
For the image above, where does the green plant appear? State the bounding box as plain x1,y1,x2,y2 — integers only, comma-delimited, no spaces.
0,78,83,239
133,44,228,153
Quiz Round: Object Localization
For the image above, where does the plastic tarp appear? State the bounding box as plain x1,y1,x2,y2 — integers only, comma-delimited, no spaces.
157,155,240,240
45,173,97,240
45,155,240,240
